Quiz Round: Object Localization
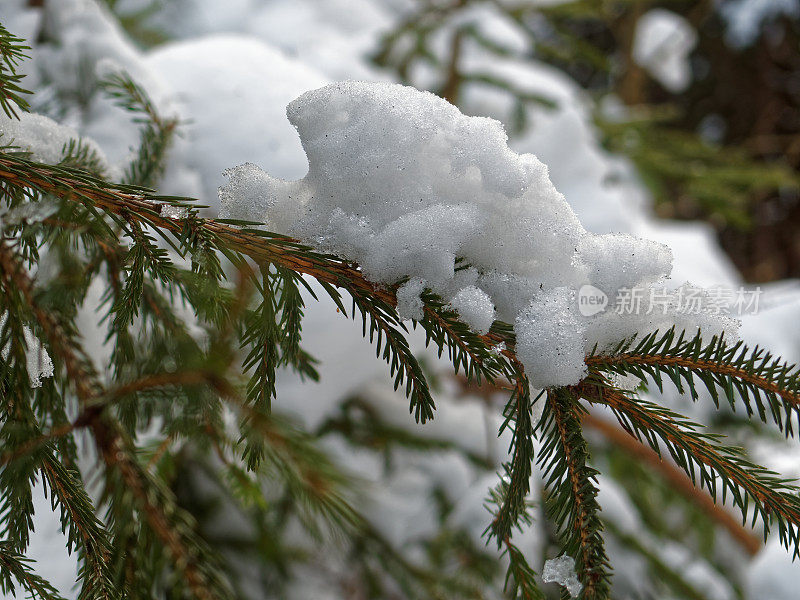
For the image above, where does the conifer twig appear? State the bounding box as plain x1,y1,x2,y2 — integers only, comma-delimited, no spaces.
581,412,762,556
91,421,224,600
587,329,800,435
541,388,610,599
0,239,229,600
0,543,66,600
587,351,800,408
489,365,536,543
580,381,800,554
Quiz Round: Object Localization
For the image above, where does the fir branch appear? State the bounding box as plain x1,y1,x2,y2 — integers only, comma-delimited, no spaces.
538,388,610,599
39,454,114,600
317,395,493,469
240,265,281,414
0,152,413,332
112,218,177,329
581,412,762,556
0,420,38,554
0,152,499,413
0,152,507,402
0,239,231,599
0,238,101,402
106,370,219,399
488,371,537,544
144,346,363,535
502,539,546,600
93,418,234,600
0,421,78,468
233,401,362,536
58,140,108,179
349,287,437,423
274,267,317,379
0,543,66,600
0,249,112,599
420,290,509,384
354,519,487,599
99,70,178,187
581,381,800,556
587,328,800,436
0,24,31,119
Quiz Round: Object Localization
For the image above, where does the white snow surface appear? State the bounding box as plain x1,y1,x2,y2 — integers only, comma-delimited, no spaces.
219,81,737,388
633,9,698,93
448,285,496,334
542,554,582,598
138,0,393,81
0,110,112,172
147,35,329,205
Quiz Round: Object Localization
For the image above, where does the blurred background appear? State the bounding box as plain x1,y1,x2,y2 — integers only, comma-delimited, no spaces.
2,0,800,598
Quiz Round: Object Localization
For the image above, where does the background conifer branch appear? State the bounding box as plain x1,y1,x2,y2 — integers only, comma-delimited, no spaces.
580,379,800,555
99,70,178,187
0,543,66,600
581,412,763,556
93,420,234,600
0,24,30,118
0,238,230,600
39,455,114,600
502,539,546,600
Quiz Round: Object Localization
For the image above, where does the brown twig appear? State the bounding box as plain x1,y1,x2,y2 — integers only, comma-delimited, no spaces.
108,370,216,399
581,411,762,556
440,28,464,105
0,420,79,467
580,383,800,532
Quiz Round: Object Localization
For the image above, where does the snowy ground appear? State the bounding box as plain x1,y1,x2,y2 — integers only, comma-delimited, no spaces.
1,0,799,597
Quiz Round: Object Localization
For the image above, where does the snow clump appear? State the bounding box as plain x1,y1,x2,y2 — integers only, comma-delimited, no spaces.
633,9,697,93
219,81,737,388
448,286,496,334
0,110,112,170
160,204,189,220
542,554,582,598
0,314,54,388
